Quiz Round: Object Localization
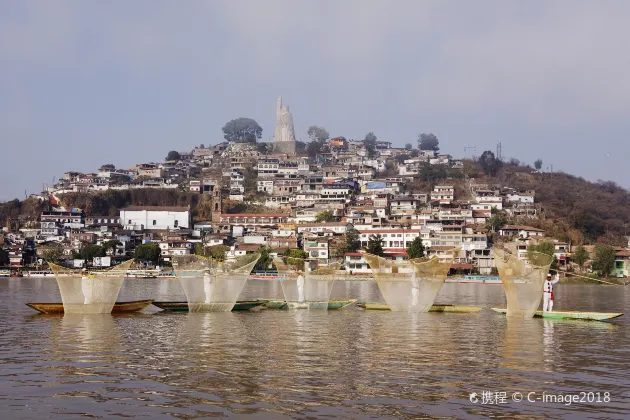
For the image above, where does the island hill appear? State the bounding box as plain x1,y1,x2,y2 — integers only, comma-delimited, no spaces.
1,115,630,279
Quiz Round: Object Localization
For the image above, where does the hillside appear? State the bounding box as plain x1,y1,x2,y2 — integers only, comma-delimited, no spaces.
2,159,630,245
485,160,630,245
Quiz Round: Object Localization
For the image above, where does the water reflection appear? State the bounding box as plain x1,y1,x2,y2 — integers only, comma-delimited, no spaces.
2,279,630,419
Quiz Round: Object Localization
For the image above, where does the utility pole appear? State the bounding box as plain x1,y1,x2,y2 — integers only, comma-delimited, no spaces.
496,142,502,161
464,146,477,159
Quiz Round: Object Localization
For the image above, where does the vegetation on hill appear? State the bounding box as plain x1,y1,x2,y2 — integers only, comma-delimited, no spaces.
494,160,630,245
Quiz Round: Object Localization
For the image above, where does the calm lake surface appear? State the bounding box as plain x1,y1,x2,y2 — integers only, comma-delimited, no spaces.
1,278,629,419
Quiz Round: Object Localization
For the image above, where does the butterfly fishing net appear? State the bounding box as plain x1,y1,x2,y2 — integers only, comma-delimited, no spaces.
273,258,339,309
173,253,260,312
492,247,553,318
363,251,456,312
49,259,134,314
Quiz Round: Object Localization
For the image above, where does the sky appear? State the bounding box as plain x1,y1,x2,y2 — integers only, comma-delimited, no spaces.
1,0,629,201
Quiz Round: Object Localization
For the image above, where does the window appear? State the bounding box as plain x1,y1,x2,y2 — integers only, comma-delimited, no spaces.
174,220,179,227
152,220,157,225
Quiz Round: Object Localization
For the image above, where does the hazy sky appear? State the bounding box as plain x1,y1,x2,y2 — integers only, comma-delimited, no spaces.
1,1,629,201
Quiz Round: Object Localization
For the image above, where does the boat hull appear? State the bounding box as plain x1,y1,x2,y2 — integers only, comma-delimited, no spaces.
491,307,623,321
152,300,268,312
357,302,482,312
263,299,356,310
26,299,154,315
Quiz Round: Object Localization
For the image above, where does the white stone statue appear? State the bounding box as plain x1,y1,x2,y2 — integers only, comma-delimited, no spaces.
273,96,296,154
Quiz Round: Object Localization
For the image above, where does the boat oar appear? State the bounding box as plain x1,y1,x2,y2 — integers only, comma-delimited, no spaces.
550,270,625,286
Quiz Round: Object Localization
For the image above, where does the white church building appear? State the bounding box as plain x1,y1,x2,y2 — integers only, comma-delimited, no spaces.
119,206,190,231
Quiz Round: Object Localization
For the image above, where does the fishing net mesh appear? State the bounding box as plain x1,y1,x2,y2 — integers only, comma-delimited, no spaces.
49,259,134,314
273,258,339,309
492,247,553,318
173,253,260,312
364,251,456,312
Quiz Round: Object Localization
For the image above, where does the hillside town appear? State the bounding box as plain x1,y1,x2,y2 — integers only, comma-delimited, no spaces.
1,98,628,279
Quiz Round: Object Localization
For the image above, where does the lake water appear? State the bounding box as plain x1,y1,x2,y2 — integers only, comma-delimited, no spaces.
1,278,629,419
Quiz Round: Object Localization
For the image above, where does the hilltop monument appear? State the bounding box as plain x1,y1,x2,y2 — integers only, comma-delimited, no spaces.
273,96,296,155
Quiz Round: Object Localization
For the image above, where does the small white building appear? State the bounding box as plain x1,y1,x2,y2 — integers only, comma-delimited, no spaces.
344,252,371,274
119,206,190,231
303,238,329,260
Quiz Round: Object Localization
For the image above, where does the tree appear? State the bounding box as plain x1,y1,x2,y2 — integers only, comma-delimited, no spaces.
79,244,106,261
395,154,411,164
366,234,384,256
222,117,263,143
315,210,335,223
194,243,205,256
39,244,64,262
534,159,543,171
102,240,121,254
478,150,502,176
100,164,115,171
134,243,161,263
256,142,272,155
207,245,228,262
404,143,413,150
363,132,377,158
343,227,361,253
256,246,273,271
527,241,555,258
166,151,181,161
591,244,616,277
486,213,507,232
406,236,425,259
417,133,439,151
573,246,589,271
285,249,308,270
0,248,10,266
307,126,329,143
306,140,322,159
243,166,258,193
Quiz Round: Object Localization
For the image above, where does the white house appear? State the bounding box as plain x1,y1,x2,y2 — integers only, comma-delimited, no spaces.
344,252,371,274
119,206,190,230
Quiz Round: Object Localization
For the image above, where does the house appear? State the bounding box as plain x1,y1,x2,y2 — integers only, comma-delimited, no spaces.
430,186,454,204
553,241,569,266
296,222,351,235
137,164,164,178
498,225,545,238
119,206,190,231
69,232,97,245
159,240,192,260
303,238,329,261
612,250,630,278
344,252,371,274
219,213,289,227
505,190,535,203
357,228,422,250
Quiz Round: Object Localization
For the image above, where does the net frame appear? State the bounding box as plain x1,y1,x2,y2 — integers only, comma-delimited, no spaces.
48,259,134,314
273,258,340,309
363,250,457,312
492,247,553,318
173,253,260,312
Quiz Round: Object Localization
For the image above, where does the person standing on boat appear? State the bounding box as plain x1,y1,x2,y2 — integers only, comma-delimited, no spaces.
203,269,213,304
81,268,94,304
410,270,420,307
296,270,305,302
543,273,560,311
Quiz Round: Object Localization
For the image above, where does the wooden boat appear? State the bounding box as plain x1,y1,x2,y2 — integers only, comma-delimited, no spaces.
26,299,154,315
262,299,357,310
491,308,624,321
356,302,482,313
152,300,268,312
